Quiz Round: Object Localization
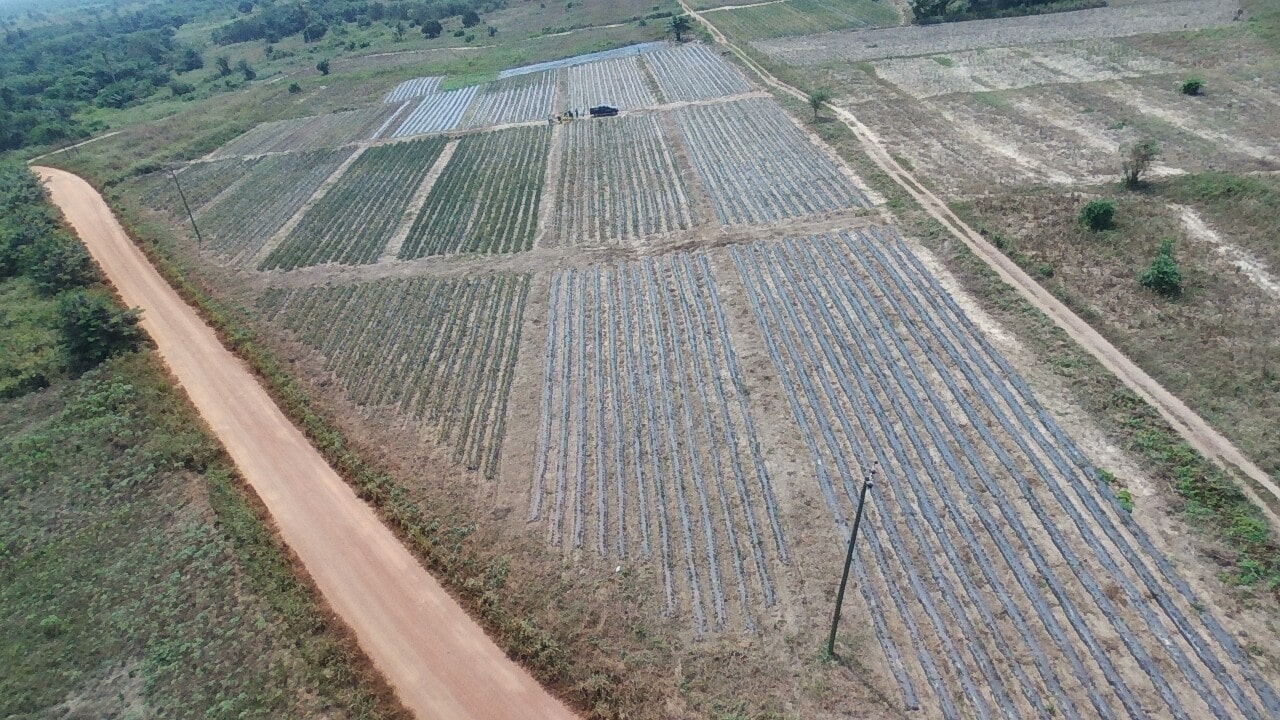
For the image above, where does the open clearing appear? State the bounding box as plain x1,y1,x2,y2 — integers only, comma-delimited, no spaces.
112,24,1280,719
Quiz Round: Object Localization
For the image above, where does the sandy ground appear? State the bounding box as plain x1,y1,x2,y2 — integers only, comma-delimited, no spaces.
753,0,1241,64
34,165,578,720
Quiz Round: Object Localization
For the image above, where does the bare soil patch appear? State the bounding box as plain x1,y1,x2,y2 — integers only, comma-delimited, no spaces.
753,0,1242,64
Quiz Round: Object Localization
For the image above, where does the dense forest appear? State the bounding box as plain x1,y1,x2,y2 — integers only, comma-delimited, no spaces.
0,0,500,153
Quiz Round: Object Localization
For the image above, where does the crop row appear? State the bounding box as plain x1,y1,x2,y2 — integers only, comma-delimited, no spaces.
197,147,352,266
566,56,656,112
261,138,448,271
643,45,752,103
146,157,257,218
259,273,530,478
531,254,788,635
731,230,1280,718
390,86,478,138
552,113,694,247
463,72,557,128
383,76,443,103
674,98,870,225
211,106,398,158
400,125,549,258
498,41,666,79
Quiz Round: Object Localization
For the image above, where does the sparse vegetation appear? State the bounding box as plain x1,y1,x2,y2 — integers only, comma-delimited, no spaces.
1122,138,1160,189
807,87,832,119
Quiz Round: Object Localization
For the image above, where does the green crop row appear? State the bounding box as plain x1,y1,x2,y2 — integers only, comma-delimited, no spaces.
400,126,550,258
258,273,531,478
262,137,448,270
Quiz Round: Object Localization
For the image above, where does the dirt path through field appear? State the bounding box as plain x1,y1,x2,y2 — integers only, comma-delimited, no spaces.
34,166,579,720
679,1,1280,523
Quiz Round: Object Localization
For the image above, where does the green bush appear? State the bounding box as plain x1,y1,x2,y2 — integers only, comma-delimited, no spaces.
1180,77,1204,96
1138,239,1183,297
58,289,143,371
1077,198,1115,231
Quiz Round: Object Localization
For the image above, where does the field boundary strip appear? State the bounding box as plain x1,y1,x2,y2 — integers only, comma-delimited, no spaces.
677,0,1280,523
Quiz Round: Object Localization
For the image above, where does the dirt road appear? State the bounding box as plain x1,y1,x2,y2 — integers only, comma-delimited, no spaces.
35,166,578,720
679,2,1280,527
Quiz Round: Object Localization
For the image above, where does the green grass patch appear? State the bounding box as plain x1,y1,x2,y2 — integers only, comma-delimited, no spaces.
0,353,402,718
0,279,63,398
440,71,501,90
712,0,901,41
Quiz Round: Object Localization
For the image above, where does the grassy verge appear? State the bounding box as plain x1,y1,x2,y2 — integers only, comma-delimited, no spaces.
0,345,404,718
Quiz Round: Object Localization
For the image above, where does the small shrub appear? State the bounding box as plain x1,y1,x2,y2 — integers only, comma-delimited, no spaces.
1138,239,1182,297
288,82,302,94
1121,138,1160,189
1180,78,1204,96
1077,199,1115,231
315,58,330,76
1116,488,1134,513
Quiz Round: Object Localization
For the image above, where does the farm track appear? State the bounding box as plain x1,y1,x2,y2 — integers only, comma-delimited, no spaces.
36,167,577,720
254,207,888,288
681,0,1280,527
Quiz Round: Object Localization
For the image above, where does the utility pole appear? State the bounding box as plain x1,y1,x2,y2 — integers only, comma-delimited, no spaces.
168,167,203,247
827,474,874,658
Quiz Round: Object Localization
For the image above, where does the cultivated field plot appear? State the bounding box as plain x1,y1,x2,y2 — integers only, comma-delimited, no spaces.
498,42,666,79
209,106,398,158
730,228,1280,718
706,0,900,41
389,86,478,137
644,44,753,103
871,41,1174,98
462,72,558,128
400,126,550,258
552,113,694,246
753,0,1239,64
383,76,442,103
197,148,352,265
674,98,870,225
261,138,448,271
143,157,256,217
259,274,530,479
565,56,656,111
532,254,788,635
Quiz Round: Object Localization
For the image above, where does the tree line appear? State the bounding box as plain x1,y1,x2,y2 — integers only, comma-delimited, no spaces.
0,162,141,394
910,0,1105,24
210,0,501,45
0,2,217,151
